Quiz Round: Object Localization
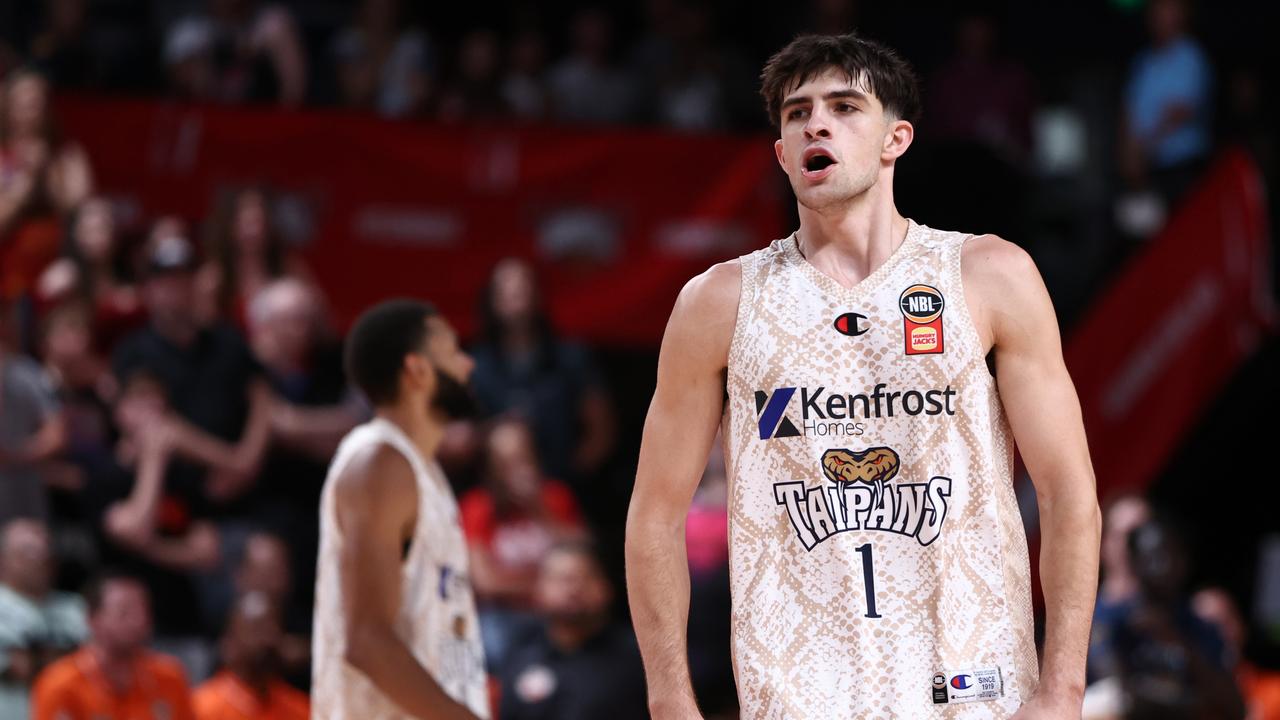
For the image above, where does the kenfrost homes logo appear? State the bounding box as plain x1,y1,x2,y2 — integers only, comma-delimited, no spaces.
773,446,952,551
755,384,958,440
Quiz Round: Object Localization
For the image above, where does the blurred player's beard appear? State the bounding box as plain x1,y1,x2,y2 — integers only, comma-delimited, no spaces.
431,368,476,420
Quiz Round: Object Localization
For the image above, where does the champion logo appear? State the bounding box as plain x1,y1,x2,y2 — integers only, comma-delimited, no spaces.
833,312,869,337
755,388,801,439
951,675,972,690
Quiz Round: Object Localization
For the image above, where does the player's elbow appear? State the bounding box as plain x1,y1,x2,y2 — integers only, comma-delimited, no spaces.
1043,487,1101,540
625,492,685,547
343,620,389,675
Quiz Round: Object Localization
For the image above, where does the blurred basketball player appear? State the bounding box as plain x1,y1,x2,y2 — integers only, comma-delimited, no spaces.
627,33,1102,718
313,300,488,719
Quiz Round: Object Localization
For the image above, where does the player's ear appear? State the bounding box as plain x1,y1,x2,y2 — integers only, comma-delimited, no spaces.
402,352,433,393
882,118,913,162
774,138,787,170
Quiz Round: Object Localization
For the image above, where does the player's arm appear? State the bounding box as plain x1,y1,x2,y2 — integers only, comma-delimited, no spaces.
336,444,481,720
626,261,740,720
964,236,1102,715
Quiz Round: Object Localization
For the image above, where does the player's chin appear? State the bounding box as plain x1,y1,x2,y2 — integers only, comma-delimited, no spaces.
793,183,843,208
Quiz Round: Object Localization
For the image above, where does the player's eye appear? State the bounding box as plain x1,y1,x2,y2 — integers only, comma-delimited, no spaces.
836,103,856,113
788,108,808,121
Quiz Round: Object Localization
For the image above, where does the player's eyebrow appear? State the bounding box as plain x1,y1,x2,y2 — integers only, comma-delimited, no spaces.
780,88,869,112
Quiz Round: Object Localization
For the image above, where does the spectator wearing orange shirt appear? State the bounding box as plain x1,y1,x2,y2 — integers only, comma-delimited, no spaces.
31,571,194,720
192,591,308,720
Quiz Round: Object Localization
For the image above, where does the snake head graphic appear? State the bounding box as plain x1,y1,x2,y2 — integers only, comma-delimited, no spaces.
820,447,901,486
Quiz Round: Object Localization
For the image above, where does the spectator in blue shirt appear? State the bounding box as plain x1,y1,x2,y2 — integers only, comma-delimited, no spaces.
1121,0,1213,205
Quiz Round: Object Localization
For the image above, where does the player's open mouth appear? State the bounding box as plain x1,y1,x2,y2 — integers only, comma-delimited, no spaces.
801,148,838,179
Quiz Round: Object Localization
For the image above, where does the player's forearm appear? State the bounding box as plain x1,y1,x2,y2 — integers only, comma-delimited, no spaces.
1034,485,1101,702
625,509,700,716
345,624,479,720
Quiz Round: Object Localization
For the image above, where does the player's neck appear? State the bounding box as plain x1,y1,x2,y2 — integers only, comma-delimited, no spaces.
376,402,445,459
795,196,908,288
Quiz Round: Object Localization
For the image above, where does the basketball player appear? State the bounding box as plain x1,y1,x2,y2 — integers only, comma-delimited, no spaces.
626,33,1101,719
312,300,488,719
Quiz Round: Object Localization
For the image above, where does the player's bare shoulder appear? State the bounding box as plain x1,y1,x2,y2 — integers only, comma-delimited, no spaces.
961,234,1049,350
331,442,417,533
663,259,742,368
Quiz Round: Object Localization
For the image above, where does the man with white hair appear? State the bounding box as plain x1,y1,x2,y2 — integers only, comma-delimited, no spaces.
0,519,88,719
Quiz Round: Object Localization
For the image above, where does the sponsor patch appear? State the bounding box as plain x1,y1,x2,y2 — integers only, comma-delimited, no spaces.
900,284,945,355
931,666,1003,704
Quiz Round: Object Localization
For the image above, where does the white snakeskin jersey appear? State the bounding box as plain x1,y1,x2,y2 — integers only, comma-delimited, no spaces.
722,220,1037,718
312,418,489,719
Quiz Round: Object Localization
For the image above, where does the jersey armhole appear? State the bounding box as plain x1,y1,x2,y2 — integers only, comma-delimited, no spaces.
726,251,758,371
950,234,996,380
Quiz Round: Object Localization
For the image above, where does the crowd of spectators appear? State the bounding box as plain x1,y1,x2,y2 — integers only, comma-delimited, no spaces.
0,57,661,718
1082,494,1280,719
0,1,1277,719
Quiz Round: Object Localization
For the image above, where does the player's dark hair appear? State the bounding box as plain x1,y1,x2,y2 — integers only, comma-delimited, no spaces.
344,299,437,406
83,569,148,614
760,32,921,129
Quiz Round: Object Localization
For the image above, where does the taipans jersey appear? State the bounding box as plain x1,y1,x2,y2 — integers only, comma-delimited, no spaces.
312,418,489,719
722,220,1037,718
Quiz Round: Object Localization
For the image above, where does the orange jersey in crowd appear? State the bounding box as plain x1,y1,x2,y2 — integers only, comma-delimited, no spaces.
192,671,309,720
32,647,195,720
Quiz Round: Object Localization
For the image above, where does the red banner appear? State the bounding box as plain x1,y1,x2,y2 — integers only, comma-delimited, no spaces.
55,96,786,344
1065,150,1274,500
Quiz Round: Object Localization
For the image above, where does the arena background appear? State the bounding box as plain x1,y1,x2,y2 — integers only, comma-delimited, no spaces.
1,0,1278,717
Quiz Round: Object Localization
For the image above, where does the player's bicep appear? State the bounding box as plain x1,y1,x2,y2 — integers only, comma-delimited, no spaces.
632,264,738,522
988,247,1094,500
333,446,417,639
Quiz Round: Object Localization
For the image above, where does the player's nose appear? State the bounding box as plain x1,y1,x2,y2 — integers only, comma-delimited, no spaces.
803,109,831,140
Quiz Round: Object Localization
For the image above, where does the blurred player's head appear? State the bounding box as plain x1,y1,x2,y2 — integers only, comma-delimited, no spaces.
535,540,612,633
760,33,919,213
85,572,152,659
0,518,53,598
345,299,475,418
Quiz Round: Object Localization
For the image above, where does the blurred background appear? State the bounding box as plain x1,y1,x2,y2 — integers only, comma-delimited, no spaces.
0,0,1278,718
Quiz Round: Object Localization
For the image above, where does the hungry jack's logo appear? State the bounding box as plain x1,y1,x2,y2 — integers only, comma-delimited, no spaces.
900,284,945,355
773,446,952,550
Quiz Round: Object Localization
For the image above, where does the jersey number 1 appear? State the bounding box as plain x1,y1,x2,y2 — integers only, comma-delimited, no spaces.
857,543,881,618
